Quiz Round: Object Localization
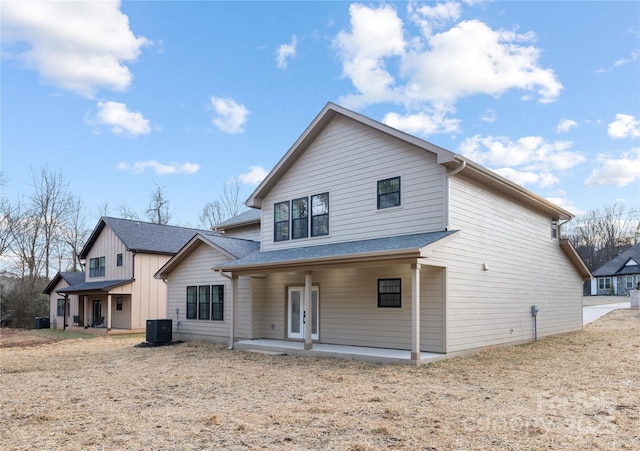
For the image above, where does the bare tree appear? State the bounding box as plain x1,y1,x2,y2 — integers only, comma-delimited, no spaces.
118,203,141,221
199,178,248,229
59,197,91,272
146,183,171,224
0,197,20,257
28,165,71,279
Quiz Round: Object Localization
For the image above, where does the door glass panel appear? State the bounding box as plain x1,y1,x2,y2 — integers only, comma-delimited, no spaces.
312,290,318,336
290,291,301,334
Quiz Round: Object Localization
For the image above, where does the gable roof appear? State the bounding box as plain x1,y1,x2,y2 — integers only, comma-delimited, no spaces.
246,102,573,221
154,232,260,279
43,271,86,294
215,230,458,272
80,217,214,258
592,243,640,277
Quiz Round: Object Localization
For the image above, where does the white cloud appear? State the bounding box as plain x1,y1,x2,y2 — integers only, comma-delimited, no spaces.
334,4,563,110
459,135,585,172
382,105,460,135
95,101,151,137
238,166,268,185
1,0,148,97
556,119,577,134
492,168,560,188
210,97,250,134
481,109,497,123
608,114,640,139
276,36,297,69
545,195,585,216
585,148,640,187
117,160,200,175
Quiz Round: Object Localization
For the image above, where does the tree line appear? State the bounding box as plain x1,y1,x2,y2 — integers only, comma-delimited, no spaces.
0,166,246,328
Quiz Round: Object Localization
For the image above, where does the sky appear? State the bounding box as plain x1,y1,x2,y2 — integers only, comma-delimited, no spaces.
1,0,639,229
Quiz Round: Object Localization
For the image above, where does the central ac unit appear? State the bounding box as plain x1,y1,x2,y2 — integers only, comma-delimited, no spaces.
146,319,172,345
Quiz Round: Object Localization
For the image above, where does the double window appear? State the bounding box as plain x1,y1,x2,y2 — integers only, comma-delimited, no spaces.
377,177,401,209
89,256,105,277
186,285,224,321
598,278,611,290
378,278,401,308
274,193,329,241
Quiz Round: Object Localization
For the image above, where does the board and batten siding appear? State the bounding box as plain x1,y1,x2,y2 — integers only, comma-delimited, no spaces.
165,242,252,342
83,227,132,281
251,265,445,352
260,116,447,251
432,176,583,353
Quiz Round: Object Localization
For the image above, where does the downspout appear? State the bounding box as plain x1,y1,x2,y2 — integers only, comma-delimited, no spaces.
445,160,466,230
216,270,235,349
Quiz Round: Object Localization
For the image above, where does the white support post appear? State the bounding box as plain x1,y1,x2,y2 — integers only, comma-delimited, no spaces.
304,271,313,350
84,296,88,328
229,276,238,349
411,263,421,361
107,294,112,331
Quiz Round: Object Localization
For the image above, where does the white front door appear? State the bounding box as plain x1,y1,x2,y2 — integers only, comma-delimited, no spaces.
287,286,319,340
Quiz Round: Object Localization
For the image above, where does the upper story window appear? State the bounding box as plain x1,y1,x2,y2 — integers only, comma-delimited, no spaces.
274,193,329,241
89,256,105,277
116,253,123,267
274,201,290,242
551,219,558,239
377,177,401,209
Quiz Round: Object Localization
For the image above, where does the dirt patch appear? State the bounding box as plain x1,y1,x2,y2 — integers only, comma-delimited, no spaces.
1,310,639,450
0,329,59,348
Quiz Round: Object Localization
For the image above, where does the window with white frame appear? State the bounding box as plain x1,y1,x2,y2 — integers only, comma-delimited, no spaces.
598,278,611,290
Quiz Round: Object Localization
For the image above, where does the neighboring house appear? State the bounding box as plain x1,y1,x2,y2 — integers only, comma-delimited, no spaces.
44,271,85,329
156,103,591,362
48,217,211,332
590,243,640,296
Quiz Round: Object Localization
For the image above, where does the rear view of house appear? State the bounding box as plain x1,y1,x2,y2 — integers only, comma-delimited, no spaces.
47,217,211,332
158,103,591,363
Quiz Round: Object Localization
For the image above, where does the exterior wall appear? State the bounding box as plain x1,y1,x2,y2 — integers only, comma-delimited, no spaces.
165,242,252,343
260,115,447,251
48,280,80,330
433,176,584,353
250,264,446,353
84,226,132,282
222,224,261,241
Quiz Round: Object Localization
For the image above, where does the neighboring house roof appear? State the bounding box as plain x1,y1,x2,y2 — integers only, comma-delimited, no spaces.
80,217,215,258
246,102,573,221
56,279,133,294
592,243,640,277
155,232,260,279
43,271,86,294
215,209,261,230
215,230,458,272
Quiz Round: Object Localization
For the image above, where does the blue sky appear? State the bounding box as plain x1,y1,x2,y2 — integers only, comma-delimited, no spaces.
2,0,639,228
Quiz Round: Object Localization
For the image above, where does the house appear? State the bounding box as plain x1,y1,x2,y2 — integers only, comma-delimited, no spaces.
48,217,212,332
44,271,85,329
590,243,640,296
156,103,591,363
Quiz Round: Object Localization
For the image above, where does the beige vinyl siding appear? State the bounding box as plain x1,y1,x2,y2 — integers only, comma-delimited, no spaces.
222,225,261,241
48,279,80,330
261,115,447,251
250,265,445,352
434,176,583,353
84,227,132,281
165,242,252,342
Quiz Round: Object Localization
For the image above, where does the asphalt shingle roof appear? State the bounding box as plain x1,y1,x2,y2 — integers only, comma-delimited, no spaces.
216,230,457,270
215,209,261,228
56,279,132,294
199,232,260,258
592,243,640,277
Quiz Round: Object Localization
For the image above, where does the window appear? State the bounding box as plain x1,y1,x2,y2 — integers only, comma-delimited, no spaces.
274,193,330,241
551,220,558,239
292,197,308,239
57,299,65,316
212,285,224,321
89,256,105,277
186,285,224,321
598,278,611,290
186,286,197,319
198,285,211,320
116,253,123,267
116,297,123,311
377,177,401,209
274,201,290,242
378,278,401,308
626,276,634,289
311,193,329,237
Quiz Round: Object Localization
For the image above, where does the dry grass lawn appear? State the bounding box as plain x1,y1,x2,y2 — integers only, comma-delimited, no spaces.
1,310,639,450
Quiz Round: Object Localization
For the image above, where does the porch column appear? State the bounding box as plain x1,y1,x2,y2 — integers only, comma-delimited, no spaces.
411,264,421,361
304,271,313,350
107,294,112,332
83,296,88,327
229,276,238,349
